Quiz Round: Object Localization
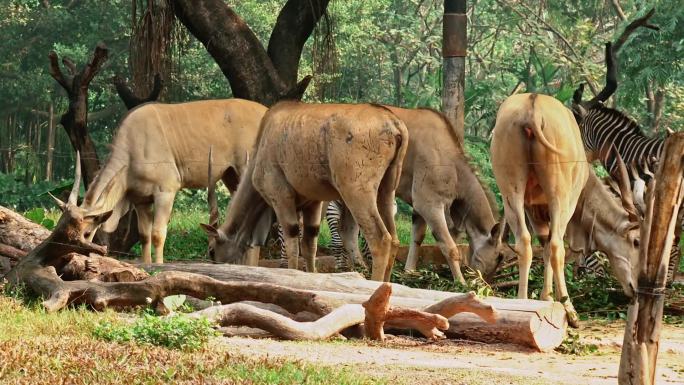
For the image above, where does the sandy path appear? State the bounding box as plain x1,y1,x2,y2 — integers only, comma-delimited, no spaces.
221,321,684,384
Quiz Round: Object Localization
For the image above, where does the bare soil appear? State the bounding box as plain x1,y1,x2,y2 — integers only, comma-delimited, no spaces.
221,320,684,385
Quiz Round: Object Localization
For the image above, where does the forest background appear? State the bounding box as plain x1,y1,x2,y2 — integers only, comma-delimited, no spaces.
0,0,682,251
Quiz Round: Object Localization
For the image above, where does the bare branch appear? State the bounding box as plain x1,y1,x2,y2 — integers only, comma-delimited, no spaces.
47,51,72,91
62,57,77,76
611,0,627,21
613,8,660,53
80,43,109,87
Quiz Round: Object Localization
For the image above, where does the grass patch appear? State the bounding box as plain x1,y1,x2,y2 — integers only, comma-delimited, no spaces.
93,311,218,351
0,295,381,384
130,207,433,261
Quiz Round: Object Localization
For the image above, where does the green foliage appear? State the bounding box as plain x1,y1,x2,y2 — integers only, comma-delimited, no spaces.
23,207,55,229
0,172,69,211
555,330,599,356
216,360,380,385
93,312,218,351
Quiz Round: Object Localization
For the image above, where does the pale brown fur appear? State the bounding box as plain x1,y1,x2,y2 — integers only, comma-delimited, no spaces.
334,107,502,283
204,102,409,281
83,99,267,264
491,93,592,328
490,93,639,328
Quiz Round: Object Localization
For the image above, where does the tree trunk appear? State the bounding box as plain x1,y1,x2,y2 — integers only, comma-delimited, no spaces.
146,262,568,351
442,0,467,145
170,0,326,105
48,44,109,187
619,133,684,384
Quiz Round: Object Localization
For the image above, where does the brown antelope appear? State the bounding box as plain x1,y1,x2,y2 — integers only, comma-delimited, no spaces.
329,107,503,283
201,102,409,281
48,152,114,257
487,93,639,327
81,99,267,264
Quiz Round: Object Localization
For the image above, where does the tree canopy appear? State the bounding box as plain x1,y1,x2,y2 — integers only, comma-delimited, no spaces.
0,0,682,195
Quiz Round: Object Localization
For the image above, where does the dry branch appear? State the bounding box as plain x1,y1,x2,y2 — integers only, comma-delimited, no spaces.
190,283,452,341
147,263,566,351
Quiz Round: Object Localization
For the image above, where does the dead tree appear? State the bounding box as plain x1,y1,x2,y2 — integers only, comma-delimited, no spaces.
170,0,325,105
618,133,684,384
48,43,109,187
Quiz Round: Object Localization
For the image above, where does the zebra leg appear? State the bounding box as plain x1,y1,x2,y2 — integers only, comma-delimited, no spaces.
338,202,364,271
301,202,323,273
405,212,427,271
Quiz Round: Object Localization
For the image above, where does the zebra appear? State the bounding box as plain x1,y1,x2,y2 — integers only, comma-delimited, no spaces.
325,200,372,271
576,251,610,278
574,104,681,284
275,200,393,272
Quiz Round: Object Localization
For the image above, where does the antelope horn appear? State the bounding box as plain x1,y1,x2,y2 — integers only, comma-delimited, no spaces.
69,151,81,206
613,148,639,222
207,146,219,227
49,192,66,210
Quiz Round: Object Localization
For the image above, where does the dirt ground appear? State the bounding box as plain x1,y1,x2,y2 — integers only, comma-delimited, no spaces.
222,320,684,385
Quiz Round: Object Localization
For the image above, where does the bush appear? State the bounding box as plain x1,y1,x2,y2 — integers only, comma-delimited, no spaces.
93,312,218,351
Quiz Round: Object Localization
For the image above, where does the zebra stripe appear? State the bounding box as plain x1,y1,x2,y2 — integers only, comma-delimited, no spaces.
576,251,609,278
579,105,680,283
326,200,371,271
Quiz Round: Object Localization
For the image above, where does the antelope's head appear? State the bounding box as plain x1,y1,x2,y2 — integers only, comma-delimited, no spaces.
50,152,113,256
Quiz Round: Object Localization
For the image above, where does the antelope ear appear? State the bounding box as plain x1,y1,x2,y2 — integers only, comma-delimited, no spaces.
86,210,114,225
200,223,219,238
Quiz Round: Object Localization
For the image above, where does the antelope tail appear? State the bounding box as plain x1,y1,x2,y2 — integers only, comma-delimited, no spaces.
525,94,562,154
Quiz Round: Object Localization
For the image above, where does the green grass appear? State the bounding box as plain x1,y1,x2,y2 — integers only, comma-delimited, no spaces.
0,295,381,385
128,207,435,261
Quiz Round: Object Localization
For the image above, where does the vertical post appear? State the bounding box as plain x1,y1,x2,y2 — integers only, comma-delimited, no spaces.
442,0,466,145
46,103,55,182
618,133,684,384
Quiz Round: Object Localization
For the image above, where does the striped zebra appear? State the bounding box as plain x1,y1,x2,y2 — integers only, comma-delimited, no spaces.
571,42,681,284
325,200,372,271
574,104,681,284
275,200,392,271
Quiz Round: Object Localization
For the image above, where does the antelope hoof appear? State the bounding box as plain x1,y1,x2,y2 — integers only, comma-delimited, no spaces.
562,298,580,329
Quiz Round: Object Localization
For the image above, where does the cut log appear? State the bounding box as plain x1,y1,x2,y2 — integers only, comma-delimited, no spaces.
189,283,453,341
146,263,567,351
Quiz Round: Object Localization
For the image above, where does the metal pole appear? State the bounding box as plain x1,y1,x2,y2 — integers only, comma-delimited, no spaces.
442,0,467,144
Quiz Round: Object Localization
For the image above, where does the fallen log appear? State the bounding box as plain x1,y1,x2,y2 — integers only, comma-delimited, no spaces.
0,205,50,252
190,283,459,341
146,263,567,351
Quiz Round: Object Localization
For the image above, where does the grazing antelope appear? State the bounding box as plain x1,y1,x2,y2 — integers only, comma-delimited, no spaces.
81,99,267,264
323,107,503,283
201,102,409,281
487,93,639,327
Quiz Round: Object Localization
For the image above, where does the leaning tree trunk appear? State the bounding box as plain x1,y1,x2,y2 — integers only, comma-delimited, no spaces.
619,133,684,384
170,0,325,105
47,44,109,187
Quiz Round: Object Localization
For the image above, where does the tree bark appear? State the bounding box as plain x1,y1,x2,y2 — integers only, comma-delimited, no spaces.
267,0,330,88
146,263,567,351
48,43,109,187
619,133,684,384
170,0,324,105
